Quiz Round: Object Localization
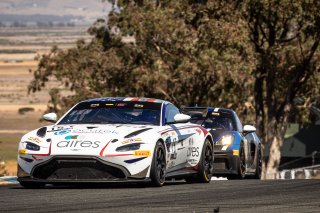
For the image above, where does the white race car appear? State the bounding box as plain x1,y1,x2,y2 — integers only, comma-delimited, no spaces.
17,97,214,188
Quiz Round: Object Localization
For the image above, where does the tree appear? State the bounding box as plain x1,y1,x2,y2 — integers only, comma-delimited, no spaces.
29,0,320,177
29,1,255,120
244,0,320,178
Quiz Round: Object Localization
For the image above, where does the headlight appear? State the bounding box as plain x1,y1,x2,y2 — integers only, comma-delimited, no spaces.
116,143,141,152
216,134,234,146
25,142,40,151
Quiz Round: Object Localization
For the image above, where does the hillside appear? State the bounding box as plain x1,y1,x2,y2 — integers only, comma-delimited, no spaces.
0,0,111,25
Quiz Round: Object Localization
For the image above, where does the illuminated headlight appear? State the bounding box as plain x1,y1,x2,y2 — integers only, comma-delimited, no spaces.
116,143,141,152
216,134,234,146
25,142,40,151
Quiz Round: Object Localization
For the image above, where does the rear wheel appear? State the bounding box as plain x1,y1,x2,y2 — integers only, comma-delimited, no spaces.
150,141,166,187
254,146,262,179
186,139,214,183
19,181,46,189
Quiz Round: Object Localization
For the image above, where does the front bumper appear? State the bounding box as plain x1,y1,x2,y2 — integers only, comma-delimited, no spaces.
18,156,149,183
213,150,240,176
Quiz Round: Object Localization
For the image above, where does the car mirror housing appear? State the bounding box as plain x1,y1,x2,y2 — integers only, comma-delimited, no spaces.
42,113,58,123
173,114,191,123
243,125,256,134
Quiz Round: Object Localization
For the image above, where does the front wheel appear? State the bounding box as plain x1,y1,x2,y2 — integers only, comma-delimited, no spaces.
150,141,166,187
227,143,246,180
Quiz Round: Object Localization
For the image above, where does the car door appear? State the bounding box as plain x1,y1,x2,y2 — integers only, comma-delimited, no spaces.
164,104,188,169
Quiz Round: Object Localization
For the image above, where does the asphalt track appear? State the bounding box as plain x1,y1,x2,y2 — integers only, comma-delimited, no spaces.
0,180,320,213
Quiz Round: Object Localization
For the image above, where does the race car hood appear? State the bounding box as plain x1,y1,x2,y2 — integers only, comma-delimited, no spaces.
29,124,155,156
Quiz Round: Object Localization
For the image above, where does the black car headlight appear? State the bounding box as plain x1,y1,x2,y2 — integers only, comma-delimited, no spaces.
116,143,141,152
216,134,234,146
25,142,40,151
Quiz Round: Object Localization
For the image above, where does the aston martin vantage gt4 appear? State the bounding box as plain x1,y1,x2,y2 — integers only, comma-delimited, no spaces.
17,97,214,188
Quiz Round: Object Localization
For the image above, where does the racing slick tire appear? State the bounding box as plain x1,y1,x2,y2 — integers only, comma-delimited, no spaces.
186,139,214,183
227,143,246,180
150,141,166,187
254,146,262,179
19,181,46,189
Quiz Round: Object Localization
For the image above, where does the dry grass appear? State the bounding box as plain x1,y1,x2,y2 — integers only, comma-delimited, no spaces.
5,160,17,176
0,111,51,175
0,60,37,74
0,26,91,175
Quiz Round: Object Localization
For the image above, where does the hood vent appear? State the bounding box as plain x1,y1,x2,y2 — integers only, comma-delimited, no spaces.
36,127,47,138
124,128,152,138
86,126,98,129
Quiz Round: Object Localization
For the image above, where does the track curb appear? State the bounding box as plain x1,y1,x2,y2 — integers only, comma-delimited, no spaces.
276,165,320,179
0,176,18,185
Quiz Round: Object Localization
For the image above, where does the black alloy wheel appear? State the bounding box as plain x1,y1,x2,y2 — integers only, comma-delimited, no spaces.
186,139,214,183
238,144,246,178
255,146,262,179
150,141,166,187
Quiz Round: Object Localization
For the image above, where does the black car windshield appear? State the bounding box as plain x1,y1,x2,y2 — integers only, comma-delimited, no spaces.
58,101,162,126
184,110,234,131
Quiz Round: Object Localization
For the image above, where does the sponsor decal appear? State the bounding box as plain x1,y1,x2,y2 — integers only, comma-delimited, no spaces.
189,138,194,146
232,150,239,156
121,138,142,144
19,149,26,155
54,129,71,135
90,103,99,107
57,140,101,148
117,103,127,106
27,137,41,144
134,104,144,108
72,129,118,134
49,126,73,132
64,135,85,140
133,150,151,157
187,147,199,157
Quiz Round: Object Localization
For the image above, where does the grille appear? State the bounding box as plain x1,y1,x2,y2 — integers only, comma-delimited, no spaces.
214,158,229,170
32,157,126,180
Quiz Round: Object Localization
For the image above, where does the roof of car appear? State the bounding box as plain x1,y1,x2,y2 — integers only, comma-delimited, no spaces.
82,97,168,104
181,106,235,114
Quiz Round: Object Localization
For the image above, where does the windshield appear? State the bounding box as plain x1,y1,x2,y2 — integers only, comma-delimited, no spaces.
184,109,234,131
58,101,162,126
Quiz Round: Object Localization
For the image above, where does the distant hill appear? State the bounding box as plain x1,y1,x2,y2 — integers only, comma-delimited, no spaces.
0,0,111,25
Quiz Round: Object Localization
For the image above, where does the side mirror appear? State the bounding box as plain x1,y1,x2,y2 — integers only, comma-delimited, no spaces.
243,125,256,134
42,113,57,123
173,114,191,123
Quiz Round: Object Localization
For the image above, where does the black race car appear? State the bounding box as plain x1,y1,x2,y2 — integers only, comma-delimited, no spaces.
181,107,262,179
